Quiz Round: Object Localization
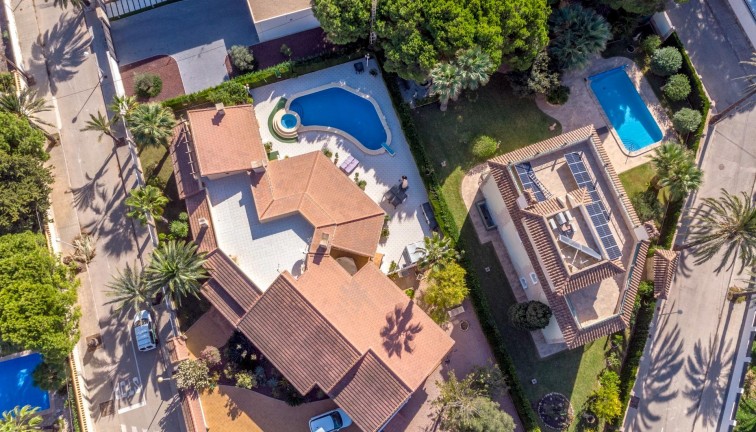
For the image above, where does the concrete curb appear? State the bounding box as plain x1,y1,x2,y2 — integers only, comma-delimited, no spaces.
2,0,25,74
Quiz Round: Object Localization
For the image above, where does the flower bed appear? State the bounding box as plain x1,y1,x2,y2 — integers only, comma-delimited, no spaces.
537,393,573,430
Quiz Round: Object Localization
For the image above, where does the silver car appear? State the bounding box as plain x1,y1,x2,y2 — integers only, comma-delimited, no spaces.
133,310,157,352
309,408,352,432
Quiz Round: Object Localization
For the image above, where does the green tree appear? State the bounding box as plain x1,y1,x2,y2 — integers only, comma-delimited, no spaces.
498,0,550,71
110,95,139,119
640,35,662,56
456,46,494,91
508,50,559,97
127,103,176,149
81,111,119,143
600,0,664,16
417,232,462,271
105,262,152,314
433,371,514,432
0,111,47,160
456,397,515,432
175,358,217,391
429,62,463,111
508,300,552,330
649,141,686,185
312,0,370,44
591,371,622,422
663,74,692,101
145,240,209,304
228,46,255,73
424,262,469,324
672,108,702,134
650,142,702,201
685,189,756,273
125,185,169,225
549,5,611,71
0,88,54,136
0,152,53,234
133,74,163,98
650,47,683,76
0,232,80,390
0,405,42,432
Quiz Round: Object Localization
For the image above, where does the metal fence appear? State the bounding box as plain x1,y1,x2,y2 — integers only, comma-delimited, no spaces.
100,0,178,20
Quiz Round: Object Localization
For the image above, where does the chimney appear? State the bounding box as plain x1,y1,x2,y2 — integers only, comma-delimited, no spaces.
198,217,209,228
215,103,225,114
251,160,265,173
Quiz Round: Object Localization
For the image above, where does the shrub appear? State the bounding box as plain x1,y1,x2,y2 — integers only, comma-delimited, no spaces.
322,147,333,158
745,368,756,398
280,44,292,58
133,73,163,98
0,72,14,93
641,35,662,56
175,359,216,391
663,74,691,101
637,280,655,301
178,212,188,222
170,220,189,239
592,371,622,422
228,45,254,73
235,371,257,390
547,84,570,105
508,301,553,330
199,346,221,367
273,379,305,406
353,172,367,190
254,365,266,383
672,108,702,133
205,80,250,106
471,135,499,159
650,47,683,76
630,189,664,224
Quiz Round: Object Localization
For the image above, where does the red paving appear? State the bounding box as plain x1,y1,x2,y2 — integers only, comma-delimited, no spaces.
120,55,185,103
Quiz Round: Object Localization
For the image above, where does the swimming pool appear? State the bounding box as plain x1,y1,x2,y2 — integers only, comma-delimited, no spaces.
589,67,663,152
0,353,50,412
287,86,390,153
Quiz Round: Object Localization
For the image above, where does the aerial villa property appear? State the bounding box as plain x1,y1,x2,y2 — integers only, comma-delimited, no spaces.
480,125,652,352
169,103,453,431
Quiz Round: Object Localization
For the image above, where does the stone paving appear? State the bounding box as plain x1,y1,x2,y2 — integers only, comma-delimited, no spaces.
537,56,673,173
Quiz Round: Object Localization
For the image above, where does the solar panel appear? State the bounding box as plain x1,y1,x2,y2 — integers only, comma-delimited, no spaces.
515,163,547,202
564,152,622,260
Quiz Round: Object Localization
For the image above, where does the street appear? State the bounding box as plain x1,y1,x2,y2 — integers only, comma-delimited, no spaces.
10,0,184,430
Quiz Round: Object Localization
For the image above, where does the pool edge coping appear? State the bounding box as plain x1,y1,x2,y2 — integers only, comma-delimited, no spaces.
284,82,392,156
0,350,54,415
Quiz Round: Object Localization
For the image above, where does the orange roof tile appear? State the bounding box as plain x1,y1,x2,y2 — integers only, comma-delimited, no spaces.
185,192,217,254
187,105,267,177
169,123,201,200
654,249,679,299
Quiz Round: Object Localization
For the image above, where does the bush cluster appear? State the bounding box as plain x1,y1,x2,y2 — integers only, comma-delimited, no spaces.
134,73,163,98
672,108,702,133
228,45,255,73
663,74,691,101
508,300,552,330
650,47,683,76
471,135,499,159
547,84,570,105
640,35,661,55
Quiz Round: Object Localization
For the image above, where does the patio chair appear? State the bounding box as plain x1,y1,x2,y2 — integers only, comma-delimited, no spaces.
354,62,364,74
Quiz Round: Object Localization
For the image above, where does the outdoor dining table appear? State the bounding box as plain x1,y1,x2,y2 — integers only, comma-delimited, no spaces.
388,184,408,207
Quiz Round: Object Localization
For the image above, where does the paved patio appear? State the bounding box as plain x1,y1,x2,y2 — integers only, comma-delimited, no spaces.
250,62,436,272
537,56,673,173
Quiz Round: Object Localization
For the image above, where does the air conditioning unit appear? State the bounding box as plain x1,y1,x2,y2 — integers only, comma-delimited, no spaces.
198,217,209,227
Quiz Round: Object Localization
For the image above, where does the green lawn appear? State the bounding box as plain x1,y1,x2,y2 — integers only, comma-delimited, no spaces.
619,162,656,198
138,145,185,231
411,74,608,428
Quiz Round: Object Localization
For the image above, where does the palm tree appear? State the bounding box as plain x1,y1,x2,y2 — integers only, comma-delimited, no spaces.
127,103,176,149
650,142,702,201
548,5,611,70
417,232,462,271
685,189,756,273
0,88,55,139
455,46,494,91
81,111,119,143
0,405,42,431
430,62,463,111
110,94,138,120
125,185,169,225
739,52,756,92
145,240,208,304
105,262,152,314
650,142,686,183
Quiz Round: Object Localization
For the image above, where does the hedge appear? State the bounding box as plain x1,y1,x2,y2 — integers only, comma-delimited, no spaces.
612,281,657,427
161,50,365,112
664,32,711,153
383,63,541,431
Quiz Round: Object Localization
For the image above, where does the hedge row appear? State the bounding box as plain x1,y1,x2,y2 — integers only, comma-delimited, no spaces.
161,50,365,112
383,66,541,431
612,282,657,427
664,32,711,153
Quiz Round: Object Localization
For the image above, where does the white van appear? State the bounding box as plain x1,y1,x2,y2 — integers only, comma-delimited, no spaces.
133,310,157,352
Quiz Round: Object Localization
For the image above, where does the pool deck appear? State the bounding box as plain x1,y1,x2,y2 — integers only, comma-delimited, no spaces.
250,62,434,273
537,56,674,173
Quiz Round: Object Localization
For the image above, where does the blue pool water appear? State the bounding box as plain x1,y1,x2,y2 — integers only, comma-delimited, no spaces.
289,87,388,150
0,353,49,412
281,113,297,129
590,67,663,152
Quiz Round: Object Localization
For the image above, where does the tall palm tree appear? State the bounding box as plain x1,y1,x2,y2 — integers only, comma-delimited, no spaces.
739,52,756,92
548,5,611,70
110,95,138,120
105,262,152,314
127,103,176,149
685,189,756,273
430,62,463,111
455,46,494,91
417,232,462,271
0,405,42,432
0,88,55,138
145,240,208,304
661,158,703,201
81,111,118,143
125,185,169,225
650,141,686,182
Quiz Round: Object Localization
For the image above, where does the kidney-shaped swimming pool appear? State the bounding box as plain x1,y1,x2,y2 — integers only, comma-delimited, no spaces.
287,86,390,153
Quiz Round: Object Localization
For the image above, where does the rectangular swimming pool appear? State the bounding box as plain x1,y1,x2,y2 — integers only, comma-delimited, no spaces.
589,67,663,152
0,353,50,412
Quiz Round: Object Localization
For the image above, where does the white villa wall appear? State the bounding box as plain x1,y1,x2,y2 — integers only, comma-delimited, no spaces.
255,8,320,42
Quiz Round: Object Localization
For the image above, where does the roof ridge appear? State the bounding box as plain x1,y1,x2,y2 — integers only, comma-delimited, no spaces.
363,348,414,392
207,249,264,297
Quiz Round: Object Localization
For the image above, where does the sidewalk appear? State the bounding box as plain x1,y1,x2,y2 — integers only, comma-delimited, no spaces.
11,0,183,430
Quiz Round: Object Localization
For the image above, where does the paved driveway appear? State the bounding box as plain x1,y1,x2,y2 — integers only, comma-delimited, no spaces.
110,0,259,93
666,0,754,110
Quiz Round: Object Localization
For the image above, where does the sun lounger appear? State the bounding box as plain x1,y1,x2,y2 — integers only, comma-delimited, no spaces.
339,155,359,174
548,218,558,230
556,212,567,225
381,142,395,156
448,305,465,319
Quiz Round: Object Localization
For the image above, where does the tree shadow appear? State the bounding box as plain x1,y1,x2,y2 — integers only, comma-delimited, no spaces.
380,302,424,358
70,150,114,213
35,11,92,93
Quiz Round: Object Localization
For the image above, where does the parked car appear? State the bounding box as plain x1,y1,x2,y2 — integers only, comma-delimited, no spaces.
133,310,157,352
309,408,352,432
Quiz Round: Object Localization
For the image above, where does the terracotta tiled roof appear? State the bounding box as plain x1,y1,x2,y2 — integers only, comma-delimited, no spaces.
487,127,649,349
654,249,679,299
169,122,201,200
238,272,362,394
187,105,267,177
251,152,385,257
587,131,641,227
522,196,564,217
569,187,589,207
331,351,412,432
185,192,216,254
644,220,660,240
200,250,262,325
